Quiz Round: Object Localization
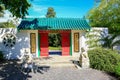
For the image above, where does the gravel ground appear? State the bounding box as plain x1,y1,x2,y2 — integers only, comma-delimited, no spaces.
0,61,117,80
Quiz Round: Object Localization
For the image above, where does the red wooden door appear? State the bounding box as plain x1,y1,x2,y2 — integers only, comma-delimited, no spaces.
61,32,70,56
39,32,49,56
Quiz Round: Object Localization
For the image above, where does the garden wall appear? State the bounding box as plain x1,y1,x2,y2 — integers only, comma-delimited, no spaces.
0,28,38,59
85,27,120,51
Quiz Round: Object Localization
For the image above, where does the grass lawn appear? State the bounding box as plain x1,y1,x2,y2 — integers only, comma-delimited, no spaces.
49,46,61,50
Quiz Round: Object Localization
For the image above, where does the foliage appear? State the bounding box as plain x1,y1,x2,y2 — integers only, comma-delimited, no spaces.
0,0,31,18
49,47,61,50
115,62,120,76
46,7,57,47
88,47,120,73
49,33,61,47
87,0,120,34
0,21,16,28
0,51,4,60
85,29,102,48
100,34,120,49
0,4,5,17
46,7,56,18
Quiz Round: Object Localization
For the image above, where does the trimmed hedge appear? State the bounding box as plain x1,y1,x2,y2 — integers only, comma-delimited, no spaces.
88,47,120,73
115,63,120,76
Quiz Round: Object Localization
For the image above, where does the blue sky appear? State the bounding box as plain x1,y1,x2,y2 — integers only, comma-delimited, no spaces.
28,0,94,18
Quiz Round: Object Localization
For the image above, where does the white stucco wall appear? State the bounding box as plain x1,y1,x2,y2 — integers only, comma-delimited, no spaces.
0,28,38,59
16,30,38,59
71,30,86,56
1,27,119,59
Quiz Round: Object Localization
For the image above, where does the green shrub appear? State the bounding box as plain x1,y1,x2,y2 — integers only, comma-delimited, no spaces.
88,47,120,73
115,63,120,76
0,51,4,60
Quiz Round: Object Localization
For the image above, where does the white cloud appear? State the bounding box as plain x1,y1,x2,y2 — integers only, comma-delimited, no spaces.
31,0,49,2
0,18,7,22
40,15,45,18
0,10,21,25
25,16,35,18
32,4,47,12
0,10,11,22
26,15,45,18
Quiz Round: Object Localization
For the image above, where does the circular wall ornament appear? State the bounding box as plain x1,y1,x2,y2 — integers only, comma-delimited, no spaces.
2,34,16,48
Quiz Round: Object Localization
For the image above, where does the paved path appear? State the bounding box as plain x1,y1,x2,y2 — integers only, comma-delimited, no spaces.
0,61,117,80
28,67,116,80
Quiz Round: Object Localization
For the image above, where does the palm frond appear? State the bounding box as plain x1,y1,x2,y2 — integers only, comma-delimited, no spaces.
100,34,120,49
111,39,120,47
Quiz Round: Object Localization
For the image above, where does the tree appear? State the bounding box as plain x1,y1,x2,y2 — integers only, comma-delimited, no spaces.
87,0,120,34
0,0,30,28
0,0,31,18
46,7,56,18
46,7,59,48
48,33,61,47
0,21,16,28
100,34,120,50
0,4,5,17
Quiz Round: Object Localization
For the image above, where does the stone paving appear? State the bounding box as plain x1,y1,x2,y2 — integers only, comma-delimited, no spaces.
28,67,117,80
0,61,117,80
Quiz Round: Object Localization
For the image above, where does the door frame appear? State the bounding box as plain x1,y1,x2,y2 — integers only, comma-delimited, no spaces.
38,30,72,57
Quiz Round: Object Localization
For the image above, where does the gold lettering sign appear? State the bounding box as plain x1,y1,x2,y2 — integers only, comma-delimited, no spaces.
74,33,79,52
30,33,36,53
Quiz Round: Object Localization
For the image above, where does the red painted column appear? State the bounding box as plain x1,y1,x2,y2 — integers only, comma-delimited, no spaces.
61,31,70,56
39,30,49,56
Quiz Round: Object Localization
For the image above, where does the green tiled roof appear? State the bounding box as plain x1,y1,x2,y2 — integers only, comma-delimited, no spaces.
18,18,91,30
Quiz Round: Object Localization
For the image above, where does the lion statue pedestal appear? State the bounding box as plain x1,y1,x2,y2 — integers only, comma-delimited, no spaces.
79,48,90,69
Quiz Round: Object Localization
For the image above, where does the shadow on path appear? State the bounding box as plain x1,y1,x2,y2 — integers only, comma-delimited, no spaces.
0,60,50,80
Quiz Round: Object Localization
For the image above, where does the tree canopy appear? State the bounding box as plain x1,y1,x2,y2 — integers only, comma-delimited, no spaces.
0,21,16,28
0,0,31,28
87,0,120,34
0,4,5,17
46,7,56,18
0,0,31,18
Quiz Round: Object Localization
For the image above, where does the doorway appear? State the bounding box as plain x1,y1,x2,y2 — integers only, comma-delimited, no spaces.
39,30,71,56
48,33,62,55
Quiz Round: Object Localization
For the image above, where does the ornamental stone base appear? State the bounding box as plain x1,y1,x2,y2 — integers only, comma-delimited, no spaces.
79,52,90,69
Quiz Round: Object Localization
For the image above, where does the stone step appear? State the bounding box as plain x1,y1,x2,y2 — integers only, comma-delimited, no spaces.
33,56,79,68
34,57,79,64
39,62,75,68
37,56,79,60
